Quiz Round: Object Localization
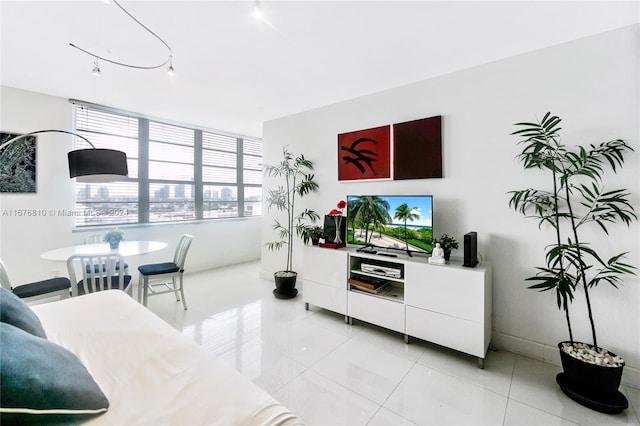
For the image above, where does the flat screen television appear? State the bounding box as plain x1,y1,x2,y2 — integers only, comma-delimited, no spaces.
346,195,433,256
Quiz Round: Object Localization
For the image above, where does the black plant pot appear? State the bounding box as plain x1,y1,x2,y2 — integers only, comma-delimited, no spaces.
556,341,628,414
273,271,298,299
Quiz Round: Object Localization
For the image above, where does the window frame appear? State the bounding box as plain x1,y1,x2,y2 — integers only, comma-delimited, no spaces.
71,99,262,227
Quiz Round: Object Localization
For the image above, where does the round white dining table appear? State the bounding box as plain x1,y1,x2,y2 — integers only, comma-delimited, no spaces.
40,240,168,261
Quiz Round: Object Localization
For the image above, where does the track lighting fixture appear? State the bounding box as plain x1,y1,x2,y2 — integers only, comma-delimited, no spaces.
91,59,101,77
71,0,174,76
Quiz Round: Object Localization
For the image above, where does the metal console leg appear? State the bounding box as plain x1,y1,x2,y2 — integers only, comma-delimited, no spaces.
305,302,309,311
478,357,485,369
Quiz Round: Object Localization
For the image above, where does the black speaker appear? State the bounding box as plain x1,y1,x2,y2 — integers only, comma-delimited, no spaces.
463,231,478,267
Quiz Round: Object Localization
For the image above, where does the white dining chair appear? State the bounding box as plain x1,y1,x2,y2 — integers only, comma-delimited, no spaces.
83,234,129,274
67,253,132,296
0,257,71,302
137,234,193,309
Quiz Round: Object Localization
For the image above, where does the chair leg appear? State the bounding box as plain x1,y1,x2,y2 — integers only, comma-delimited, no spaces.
179,275,187,310
137,274,143,302
142,277,149,307
172,277,180,301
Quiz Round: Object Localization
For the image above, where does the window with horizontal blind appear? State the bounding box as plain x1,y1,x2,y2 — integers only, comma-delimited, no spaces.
148,121,196,222
243,139,263,217
202,131,238,219
72,102,261,227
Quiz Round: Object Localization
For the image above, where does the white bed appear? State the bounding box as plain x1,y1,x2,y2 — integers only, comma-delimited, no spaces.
31,290,302,425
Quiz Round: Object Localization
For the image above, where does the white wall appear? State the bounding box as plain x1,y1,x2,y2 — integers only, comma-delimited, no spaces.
0,86,261,285
261,25,640,386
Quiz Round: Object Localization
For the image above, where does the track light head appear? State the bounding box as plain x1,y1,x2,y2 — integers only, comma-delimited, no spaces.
166,56,175,76
92,59,101,77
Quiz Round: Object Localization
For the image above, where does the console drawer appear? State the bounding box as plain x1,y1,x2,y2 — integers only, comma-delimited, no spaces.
348,290,405,333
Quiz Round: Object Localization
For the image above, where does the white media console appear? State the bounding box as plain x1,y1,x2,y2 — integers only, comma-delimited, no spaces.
301,245,492,368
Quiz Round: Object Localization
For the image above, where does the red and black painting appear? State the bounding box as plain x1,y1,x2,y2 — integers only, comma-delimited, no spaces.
393,115,442,180
337,125,390,181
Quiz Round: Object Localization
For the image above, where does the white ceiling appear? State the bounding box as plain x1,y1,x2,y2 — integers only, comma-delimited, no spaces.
1,1,638,137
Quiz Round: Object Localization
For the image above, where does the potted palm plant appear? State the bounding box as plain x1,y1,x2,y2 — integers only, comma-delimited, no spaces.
265,146,320,299
508,112,636,413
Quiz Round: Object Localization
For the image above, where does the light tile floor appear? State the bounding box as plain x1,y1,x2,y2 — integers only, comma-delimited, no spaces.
143,261,640,426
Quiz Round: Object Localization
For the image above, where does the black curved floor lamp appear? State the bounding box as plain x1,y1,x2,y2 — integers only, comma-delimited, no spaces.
0,130,128,183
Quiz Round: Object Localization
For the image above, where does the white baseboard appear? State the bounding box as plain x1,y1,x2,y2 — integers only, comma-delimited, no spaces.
492,332,639,390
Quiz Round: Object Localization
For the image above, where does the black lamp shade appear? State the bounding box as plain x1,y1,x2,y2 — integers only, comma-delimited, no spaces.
68,149,128,182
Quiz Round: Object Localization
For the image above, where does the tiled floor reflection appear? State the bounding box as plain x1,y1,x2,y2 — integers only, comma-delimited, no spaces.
144,261,640,426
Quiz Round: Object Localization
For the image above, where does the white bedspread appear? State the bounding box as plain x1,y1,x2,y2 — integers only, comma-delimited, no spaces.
32,290,302,425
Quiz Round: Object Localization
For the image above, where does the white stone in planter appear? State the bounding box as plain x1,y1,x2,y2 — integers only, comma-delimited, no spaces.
561,342,624,367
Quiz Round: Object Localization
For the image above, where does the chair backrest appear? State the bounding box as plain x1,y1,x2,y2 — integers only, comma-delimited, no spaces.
173,234,194,270
0,258,13,291
67,253,128,295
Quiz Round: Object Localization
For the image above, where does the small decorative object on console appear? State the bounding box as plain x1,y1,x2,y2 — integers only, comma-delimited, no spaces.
432,234,458,261
428,243,446,264
329,200,346,244
304,226,324,246
320,200,347,248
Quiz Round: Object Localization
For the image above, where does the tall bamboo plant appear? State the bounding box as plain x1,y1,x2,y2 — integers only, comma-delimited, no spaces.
265,146,320,273
508,112,637,349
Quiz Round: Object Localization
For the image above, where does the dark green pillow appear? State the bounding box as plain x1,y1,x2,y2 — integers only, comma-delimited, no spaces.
0,287,47,338
0,323,109,424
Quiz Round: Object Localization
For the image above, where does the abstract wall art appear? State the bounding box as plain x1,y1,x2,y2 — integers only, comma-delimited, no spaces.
393,115,442,180
337,125,390,181
0,132,37,193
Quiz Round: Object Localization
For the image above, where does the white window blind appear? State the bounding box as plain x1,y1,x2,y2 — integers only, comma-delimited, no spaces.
147,121,196,222
72,102,262,227
202,131,238,218
74,106,139,226
243,139,262,217
149,122,195,181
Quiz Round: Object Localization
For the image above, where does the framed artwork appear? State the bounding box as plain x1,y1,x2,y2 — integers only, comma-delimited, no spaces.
337,125,390,181
393,115,442,180
0,132,37,193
